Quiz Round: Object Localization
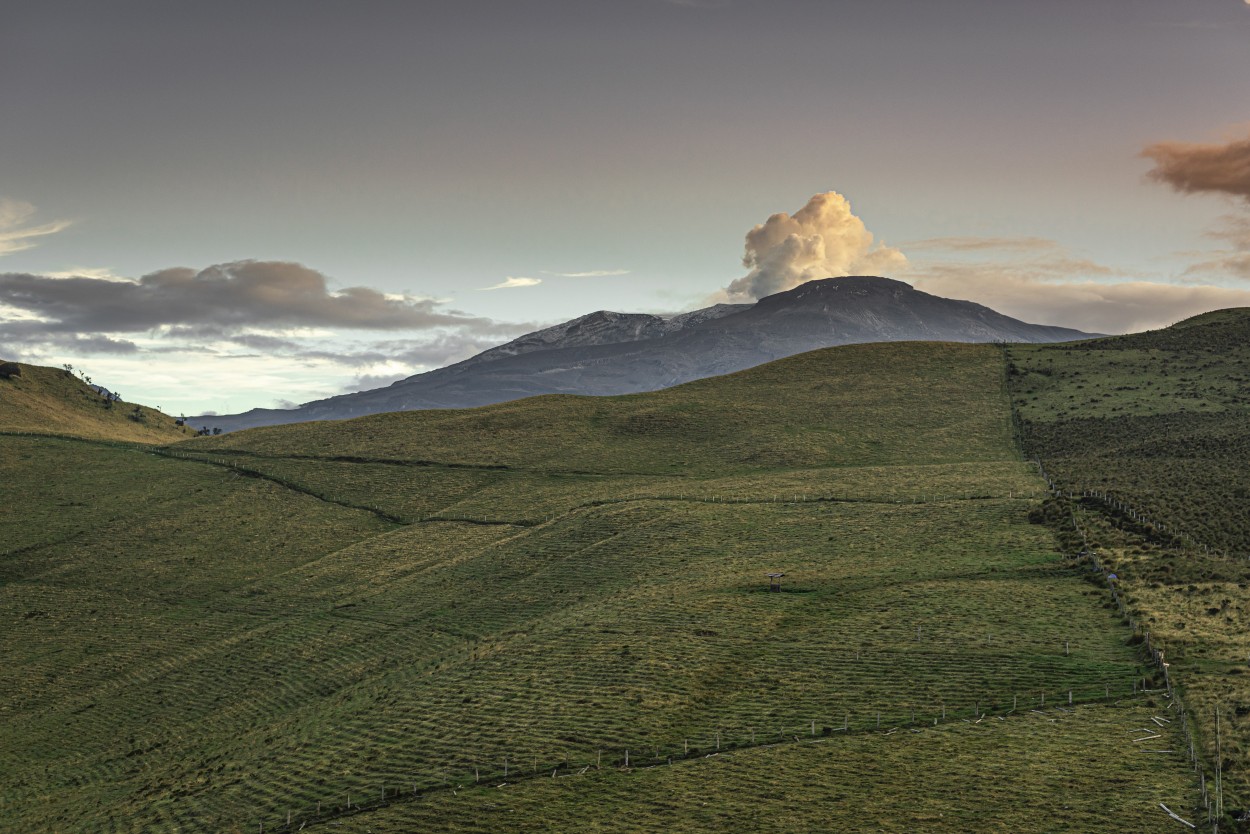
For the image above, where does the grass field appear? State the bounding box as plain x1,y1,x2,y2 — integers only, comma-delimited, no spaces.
0,342,1205,832
326,701,1196,834
189,341,1017,474
1008,308,1250,819
0,361,185,443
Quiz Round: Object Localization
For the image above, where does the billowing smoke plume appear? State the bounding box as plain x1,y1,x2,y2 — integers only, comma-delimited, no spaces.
720,192,907,302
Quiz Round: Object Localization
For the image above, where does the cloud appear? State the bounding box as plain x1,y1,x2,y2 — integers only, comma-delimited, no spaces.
1142,132,1250,201
718,191,907,302
0,322,140,356
903,236,1061,254
906,235,1250,334
478,276,542,290
285,332,519,371
342,372,412,394
1182,213,1250,280
543,269,631,278
0,260,536,397
917,267,1250,334
0,260,507,335
0,198,72,256
41,266,123,281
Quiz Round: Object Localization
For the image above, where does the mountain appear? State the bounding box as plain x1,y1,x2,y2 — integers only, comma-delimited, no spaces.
451,303,751,370
197,276,1096,432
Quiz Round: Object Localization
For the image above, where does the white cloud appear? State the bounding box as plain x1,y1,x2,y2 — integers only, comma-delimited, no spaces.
42,266,124,281
718,191,907,302
478,276,542,290
542,269,631,278
0,198,71,256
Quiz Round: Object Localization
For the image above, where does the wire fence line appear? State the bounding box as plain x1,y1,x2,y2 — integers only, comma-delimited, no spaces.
155,447,1039,530
140,390,1215,830
1034,458,1237,562
1011,373,1225,831
149,456,1199,827
1034,460,1228,830
248,682,1160,833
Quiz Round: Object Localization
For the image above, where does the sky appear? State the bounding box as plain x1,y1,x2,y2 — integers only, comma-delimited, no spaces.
3,0,1250,416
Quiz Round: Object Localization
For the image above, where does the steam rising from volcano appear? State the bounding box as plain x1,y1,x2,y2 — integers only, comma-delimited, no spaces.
720,191,907,302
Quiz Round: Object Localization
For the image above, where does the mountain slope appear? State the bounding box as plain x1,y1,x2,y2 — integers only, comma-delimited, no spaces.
192,341,1016,474
0,361,186,443
3,338,1196,832
456,303,751,369
1007,307,1250,813
199,276,1096,432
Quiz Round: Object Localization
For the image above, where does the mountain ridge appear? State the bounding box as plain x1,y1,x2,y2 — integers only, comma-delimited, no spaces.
196,276,1097,432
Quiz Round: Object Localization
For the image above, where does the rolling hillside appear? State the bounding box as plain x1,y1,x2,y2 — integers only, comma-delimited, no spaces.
0,360,185,443
1008,307,1250,817
1,343,1201,832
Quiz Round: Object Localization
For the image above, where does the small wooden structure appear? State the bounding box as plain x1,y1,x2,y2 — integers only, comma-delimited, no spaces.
766,572,785,592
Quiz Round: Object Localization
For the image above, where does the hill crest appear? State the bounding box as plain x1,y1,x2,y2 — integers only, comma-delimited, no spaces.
0,361,186,443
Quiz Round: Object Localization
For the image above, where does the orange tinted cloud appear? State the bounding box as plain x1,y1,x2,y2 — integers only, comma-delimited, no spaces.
1142,134,1250,201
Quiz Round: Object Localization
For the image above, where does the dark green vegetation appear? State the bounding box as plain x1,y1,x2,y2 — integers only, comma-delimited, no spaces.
1008,308,1250,819
2,343,1199,832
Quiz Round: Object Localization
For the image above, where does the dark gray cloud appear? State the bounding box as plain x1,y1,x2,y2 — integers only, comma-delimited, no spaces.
227,333,305,352
0,260,508,335
0,261,535,387
0,321,139,356
1142,133,1250,201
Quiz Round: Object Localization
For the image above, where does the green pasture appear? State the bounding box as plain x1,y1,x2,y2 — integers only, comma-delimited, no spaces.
1008,308,1250,816
0,342,1205,831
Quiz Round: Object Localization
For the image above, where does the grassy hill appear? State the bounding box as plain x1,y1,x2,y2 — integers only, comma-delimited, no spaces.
1,342,1202,832
189,341,1016,473
1008,308,1250,818
0,360,186,443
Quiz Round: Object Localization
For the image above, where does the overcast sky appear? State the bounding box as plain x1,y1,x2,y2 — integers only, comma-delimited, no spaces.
3,0,1250,415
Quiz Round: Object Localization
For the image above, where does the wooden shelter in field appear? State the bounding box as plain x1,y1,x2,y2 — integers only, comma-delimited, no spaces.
766,572,785,592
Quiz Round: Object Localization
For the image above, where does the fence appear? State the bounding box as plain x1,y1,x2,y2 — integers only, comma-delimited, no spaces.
249,681,1161,832
1012,381,1226,830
